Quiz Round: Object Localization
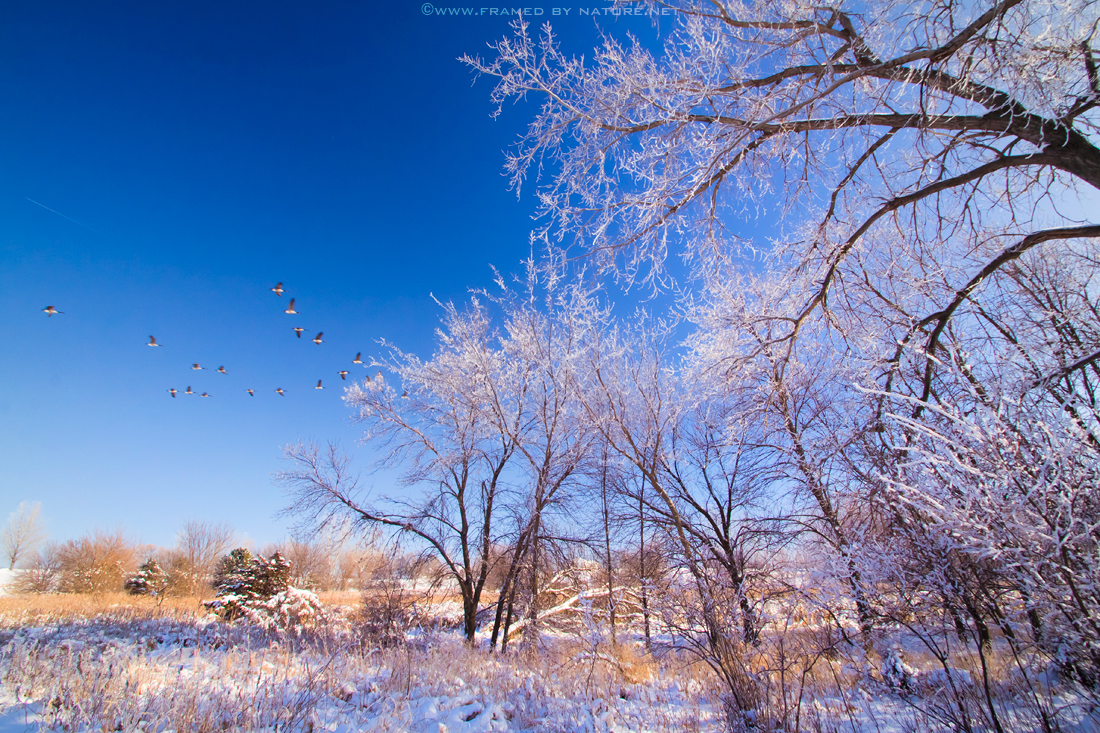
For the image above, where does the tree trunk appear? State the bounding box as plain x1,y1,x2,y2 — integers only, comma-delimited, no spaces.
639,487,651,652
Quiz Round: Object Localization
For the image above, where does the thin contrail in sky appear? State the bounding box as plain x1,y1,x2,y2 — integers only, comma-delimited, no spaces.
25,197,108,237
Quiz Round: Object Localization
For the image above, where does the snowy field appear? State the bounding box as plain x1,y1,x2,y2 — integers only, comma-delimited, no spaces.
0,593,1097,732
0,572,17,597
0,597,724,733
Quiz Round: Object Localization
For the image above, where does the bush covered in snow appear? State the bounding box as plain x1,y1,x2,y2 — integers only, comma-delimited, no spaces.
204,549,325,629
233,586,327,630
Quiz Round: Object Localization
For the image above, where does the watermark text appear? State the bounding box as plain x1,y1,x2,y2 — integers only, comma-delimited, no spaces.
420,4,676,16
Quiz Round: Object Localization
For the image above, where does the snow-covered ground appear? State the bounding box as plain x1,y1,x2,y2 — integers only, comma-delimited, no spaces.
0,605,725,733
1,597,1097,732
0,571,17,597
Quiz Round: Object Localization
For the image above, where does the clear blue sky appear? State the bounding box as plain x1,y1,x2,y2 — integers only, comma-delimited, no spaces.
0,1,665,549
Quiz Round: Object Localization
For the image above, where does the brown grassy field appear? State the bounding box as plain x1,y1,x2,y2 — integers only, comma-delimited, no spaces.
0,590,368,628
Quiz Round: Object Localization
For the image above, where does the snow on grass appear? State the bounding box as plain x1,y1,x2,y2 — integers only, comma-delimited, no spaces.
0,572,18,598
1,597,1098,732
0,601,722,732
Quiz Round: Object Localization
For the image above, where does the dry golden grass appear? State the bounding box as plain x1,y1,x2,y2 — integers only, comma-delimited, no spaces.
0,592,209,627
0,588,422,630
2,588,1080,732
313,590,362,607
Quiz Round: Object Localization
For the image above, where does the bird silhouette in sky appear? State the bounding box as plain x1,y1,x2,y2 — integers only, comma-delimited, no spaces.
271,282,284,297
275,388,285,396
43,306,63,317
217,366,228,374
338,370,348,380
168,388,177,398
147,336,162,347
192,363,206,370
312,332,323,345
353,353,363,365
316,380,324,389
201,392,210,397
402,390,408,399
246,389,255,396
285,298,297,314
294,327,306,338
185,386,194,395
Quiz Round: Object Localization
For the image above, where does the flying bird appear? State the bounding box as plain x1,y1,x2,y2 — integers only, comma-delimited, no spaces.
42,306,63,317
201,392,210,397
316,380,324,389
338,370,348,380
293,327,306,338
192,363,205,370
402,390,408,399
312,332,323,345
271,282,284,297
275,388,285,396
217,366,227,374
168,388,177,398
246,389,255,396
353,352,363,365
147,336,162,347
284,298,297,314
185,386,194,395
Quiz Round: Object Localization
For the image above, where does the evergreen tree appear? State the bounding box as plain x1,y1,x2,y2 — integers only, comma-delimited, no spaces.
125,558,169,598
212,547,253,595
252,551,291,598
206,549,298,622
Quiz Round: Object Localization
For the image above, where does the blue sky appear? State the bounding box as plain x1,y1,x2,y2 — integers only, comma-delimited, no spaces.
0,1,665,549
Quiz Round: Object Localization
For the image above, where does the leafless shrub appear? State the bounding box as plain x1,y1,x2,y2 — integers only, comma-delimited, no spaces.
10,542,63,594
274,538,336,591
358,542,432,647
54,528,136,594
175,520,234,595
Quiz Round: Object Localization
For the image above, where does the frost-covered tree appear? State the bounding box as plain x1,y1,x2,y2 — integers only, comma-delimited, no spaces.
469,0,1100,653
873,268,1100,674
466,0,1100,332
2,501,47,570
278,296,519,644
281,261,608,645
475,262,606,650
580,318,819,720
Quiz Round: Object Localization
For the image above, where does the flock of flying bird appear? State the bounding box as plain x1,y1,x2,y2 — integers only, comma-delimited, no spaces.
42,283,391,399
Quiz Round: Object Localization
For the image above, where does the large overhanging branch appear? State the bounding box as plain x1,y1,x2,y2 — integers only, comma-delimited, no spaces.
604,113,1069,155
676,0,1026,135
668,0,1025,69
786,154,1061,345
880,225,1100,416
706,62,1018,117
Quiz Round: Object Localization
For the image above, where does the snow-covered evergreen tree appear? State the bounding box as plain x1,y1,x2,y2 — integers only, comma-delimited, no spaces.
212,547,253,596
125,558,169,598
206,550,321,628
